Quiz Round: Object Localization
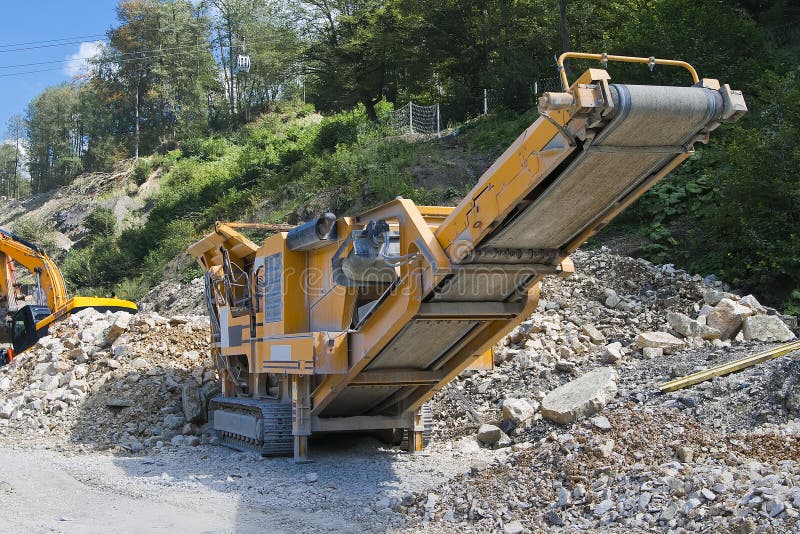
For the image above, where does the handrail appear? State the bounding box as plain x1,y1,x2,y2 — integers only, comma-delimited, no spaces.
557,52,700,91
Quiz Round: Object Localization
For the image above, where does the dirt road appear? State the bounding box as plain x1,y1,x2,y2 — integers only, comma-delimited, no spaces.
0,436,491,533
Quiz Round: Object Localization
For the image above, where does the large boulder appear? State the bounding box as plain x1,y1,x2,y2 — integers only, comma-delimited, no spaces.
541,367,618,424
742,315,797,343
635,331,686,354
182,381,206,424
706,298,754,340
666,312,721,340
104,312,132,346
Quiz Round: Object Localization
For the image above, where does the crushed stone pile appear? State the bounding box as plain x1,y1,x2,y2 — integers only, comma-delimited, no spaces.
413,247,799,532
139,277,206,316
0,308,216,453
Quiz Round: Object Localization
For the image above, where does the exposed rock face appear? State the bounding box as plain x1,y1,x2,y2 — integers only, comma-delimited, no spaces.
742,315,797,342
541,367,618,424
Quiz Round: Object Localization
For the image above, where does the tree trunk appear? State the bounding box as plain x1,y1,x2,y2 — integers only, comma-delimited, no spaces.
558,0,571,75
134,86,140,160
363,99,378,123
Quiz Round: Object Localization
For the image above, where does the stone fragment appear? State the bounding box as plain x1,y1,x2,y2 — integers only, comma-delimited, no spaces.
105,313,131,345
305,472,318,484
739,294,766,314
593,499,614,516
582,324,605,344
602,342,623,363
703,289,736,306
741,315,796,343
130,358,149,370
635,331,686,354
666,312,721,340
181,381,206,423
477,424,502,445
501,398,537,424
503,520,524,534
541,367,618,424
591,415,612,431
706,298,754,340
676,445,694,463
642,347,663,359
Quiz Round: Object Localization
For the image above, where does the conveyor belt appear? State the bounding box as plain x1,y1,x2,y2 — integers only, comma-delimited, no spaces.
319,83,726,419
483,84,722,252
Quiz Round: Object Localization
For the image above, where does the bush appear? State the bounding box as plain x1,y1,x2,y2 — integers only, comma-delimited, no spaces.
83,207,117,238
180,137,231,161
132,158,153,185
62,235,134,291
9,217,59,257
314,110,365,152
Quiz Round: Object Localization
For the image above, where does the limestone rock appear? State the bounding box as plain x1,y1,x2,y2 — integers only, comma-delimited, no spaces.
666,312,721,340
541,367,618,424
582,324,606,344
742,315,796,343
501,398,537,424
634,331,686,354
706,298,754,340
105,312,131,346
740,294,766,314
477,424,502,445
181,381,206,424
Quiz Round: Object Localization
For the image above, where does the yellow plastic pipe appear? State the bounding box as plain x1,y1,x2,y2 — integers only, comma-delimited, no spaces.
557,52,700,91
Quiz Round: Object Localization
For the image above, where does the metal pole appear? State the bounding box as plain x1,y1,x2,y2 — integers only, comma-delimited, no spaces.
436,103,441,137
409,102,413,133
534,81,538,96
483,89,488,115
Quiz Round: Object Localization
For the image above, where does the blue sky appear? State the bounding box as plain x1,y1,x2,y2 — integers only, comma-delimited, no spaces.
0,1,119,136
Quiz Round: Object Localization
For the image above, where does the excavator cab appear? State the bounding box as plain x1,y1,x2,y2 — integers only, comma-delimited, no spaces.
11,305,52,354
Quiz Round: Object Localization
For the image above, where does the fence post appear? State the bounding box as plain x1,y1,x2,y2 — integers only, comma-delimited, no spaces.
483,89,488,115
436,103,441,137
534,80,539,96
409,101,414,133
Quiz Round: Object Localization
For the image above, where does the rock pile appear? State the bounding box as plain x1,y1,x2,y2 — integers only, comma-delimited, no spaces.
418,248,800,532
0,308,216,452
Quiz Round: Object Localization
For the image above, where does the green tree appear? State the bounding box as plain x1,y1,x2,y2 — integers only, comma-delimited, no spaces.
25,85,81,193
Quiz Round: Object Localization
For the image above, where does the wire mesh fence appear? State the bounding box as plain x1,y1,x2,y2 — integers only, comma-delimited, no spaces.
390,102,441,135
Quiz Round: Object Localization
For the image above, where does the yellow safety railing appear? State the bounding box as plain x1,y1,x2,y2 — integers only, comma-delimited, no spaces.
557,52,700,91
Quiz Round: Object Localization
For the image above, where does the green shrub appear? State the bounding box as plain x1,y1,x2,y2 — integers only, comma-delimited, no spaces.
132,158,153,185
83,207,117,238
315,110,365,152
9,217,59,257
181,137,231,161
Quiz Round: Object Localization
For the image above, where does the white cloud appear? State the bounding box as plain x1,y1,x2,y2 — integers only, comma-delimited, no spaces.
64,41,104,77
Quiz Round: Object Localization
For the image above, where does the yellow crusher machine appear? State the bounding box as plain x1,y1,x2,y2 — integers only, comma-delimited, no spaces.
189,53,747,461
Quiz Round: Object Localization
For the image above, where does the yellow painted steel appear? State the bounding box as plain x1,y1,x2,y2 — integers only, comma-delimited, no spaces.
187,56,746,460
659,340,800,393
557,52,700,90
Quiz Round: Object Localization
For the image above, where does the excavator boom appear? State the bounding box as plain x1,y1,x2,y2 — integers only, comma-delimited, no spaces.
0,227,138,358
189,55,747,461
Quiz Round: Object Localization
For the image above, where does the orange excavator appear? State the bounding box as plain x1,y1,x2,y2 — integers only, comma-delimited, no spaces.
0,228,137,365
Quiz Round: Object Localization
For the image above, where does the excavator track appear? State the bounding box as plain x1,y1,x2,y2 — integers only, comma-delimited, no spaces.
210,397,293,456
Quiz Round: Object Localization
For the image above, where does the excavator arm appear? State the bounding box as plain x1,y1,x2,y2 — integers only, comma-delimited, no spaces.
0,228,68,315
